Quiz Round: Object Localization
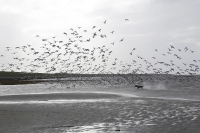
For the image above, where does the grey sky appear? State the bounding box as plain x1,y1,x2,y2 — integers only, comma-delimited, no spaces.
0,0,200,74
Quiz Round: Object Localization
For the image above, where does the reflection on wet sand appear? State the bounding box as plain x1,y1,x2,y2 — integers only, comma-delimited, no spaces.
0,82,200,133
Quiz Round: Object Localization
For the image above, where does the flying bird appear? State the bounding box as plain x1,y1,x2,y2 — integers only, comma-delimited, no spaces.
119,38,124,42
184,47,188,52
170,45,175,49
190,50,195,53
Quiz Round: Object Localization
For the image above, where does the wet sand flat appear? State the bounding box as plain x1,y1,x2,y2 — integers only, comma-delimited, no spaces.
0,92,122,101
0,81,200,133
0,94,200,133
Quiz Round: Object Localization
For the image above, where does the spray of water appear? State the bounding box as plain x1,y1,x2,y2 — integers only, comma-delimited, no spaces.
142,82,167,90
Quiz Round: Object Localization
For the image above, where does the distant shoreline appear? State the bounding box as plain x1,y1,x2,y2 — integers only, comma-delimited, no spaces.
0,71,198,85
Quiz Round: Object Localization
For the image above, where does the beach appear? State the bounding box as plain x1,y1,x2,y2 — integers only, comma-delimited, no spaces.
0,80,200,133
1,0,200,132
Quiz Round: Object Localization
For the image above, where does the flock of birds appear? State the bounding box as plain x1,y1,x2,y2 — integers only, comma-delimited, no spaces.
0,19,200,78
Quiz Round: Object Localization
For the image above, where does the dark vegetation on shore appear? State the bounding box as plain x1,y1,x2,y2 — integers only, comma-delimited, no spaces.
0,71,94,85
0,71,197,85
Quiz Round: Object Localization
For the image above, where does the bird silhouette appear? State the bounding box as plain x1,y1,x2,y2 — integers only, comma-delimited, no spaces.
119,38,124,42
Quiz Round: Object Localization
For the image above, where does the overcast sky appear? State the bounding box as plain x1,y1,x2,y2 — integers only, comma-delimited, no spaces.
0,0,200,74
